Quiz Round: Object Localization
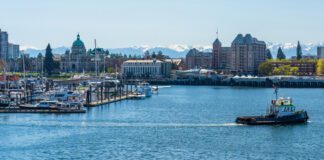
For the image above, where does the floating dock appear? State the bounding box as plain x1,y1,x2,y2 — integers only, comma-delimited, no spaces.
0,108,86,113
84,95,136,107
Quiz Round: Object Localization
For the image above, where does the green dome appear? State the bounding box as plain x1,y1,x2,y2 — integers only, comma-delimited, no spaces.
72,34,85,47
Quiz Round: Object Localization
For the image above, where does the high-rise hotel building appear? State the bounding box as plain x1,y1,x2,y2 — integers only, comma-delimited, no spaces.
212,34,266,74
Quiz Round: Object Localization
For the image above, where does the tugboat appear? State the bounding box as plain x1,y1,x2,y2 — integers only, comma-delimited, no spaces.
235,87,309,125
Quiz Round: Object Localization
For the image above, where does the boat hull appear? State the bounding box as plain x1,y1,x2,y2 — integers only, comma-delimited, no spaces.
236,112,309,125
19,105,58,110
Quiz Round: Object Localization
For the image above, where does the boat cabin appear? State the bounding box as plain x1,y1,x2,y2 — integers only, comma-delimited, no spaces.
271,97,296,117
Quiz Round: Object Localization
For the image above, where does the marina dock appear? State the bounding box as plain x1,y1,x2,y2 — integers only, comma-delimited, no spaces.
84,94,136,107
0,108,86,113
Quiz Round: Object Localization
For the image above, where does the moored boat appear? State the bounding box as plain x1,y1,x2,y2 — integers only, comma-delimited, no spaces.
135,82,152,97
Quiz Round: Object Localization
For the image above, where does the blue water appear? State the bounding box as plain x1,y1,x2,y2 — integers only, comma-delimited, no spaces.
0,86,324,160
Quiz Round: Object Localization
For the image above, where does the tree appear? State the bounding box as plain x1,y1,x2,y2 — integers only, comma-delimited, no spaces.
297,41,302,60
258,62,273,76
144,51,150,59
277,47,286,60
272,65,299,75
317,59,324,75
266,49,272,59
157,51,164,60
44,44,55,76
151,52,157,59
37,52,43,59
107,67,115,73
105,49,110,56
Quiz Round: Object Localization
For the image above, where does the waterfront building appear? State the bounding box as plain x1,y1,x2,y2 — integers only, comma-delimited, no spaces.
60,34,109,73
175,69,219,80
121,59,171,78
8,43,20,59
317,46,324,59
212,38,232,72
231,34,267,74
165,58,184,70
0,29,9,60
185,48,212,69
211,34,266,74
269,61,316,76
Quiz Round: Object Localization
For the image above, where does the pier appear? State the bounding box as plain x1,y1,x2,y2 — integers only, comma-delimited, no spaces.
84,94,136,107
145,76,324,88
0,108,86,113
84,81,138,107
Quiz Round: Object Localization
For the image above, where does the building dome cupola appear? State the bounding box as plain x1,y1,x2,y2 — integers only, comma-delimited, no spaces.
71,33,86,55
72,33,85,47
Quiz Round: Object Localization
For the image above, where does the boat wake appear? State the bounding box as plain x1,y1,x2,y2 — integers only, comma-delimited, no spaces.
0,121,244,128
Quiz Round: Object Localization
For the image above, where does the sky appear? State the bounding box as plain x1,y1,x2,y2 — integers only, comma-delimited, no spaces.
1,0,324,49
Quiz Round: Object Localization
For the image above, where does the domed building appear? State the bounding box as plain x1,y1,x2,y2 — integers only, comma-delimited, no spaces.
60,33,109,73
71,34,86,55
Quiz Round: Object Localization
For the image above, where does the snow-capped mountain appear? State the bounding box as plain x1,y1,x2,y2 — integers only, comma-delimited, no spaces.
22,42,322,58
266,42,322,58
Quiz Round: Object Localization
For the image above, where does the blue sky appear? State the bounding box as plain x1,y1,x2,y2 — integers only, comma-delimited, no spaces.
1,0,324,49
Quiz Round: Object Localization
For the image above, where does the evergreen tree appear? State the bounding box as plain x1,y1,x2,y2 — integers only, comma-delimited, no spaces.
266,49,272,59
44,44,55,76
151,52,157,59
144,51,150,59
37,52,43,59
296,41,302,60
157,51,164,60
105,49,110,56
277,47,286,60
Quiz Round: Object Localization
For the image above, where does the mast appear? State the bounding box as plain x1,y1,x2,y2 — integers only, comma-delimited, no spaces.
94,39,98,77
273,84,278,100
22,52,27,100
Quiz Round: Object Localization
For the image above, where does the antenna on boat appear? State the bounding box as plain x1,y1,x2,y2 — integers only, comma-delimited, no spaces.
273,84,278,100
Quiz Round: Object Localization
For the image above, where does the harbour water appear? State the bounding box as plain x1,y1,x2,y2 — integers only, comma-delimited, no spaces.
0,86,324,159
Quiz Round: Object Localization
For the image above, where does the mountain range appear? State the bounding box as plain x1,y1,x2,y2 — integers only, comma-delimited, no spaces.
22,42,323,58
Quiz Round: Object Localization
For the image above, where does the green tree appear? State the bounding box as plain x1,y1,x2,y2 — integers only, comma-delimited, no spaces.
107,67,115,73
157,51,164,60
266,49,272,59
290,67,299,75
317,59,324,75
44,44,55,76
277,47,286,60
105,49,110,56
151,52,157,59
144,50,150,59
258,62,273,76
272,65,299,75
297,41,302,60
37,52,43,59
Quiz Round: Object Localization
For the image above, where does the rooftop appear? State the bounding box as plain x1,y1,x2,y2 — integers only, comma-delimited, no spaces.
232,34,265,45
124,59,163,63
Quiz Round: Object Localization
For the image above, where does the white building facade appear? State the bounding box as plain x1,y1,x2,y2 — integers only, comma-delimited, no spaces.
122,60,163,78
